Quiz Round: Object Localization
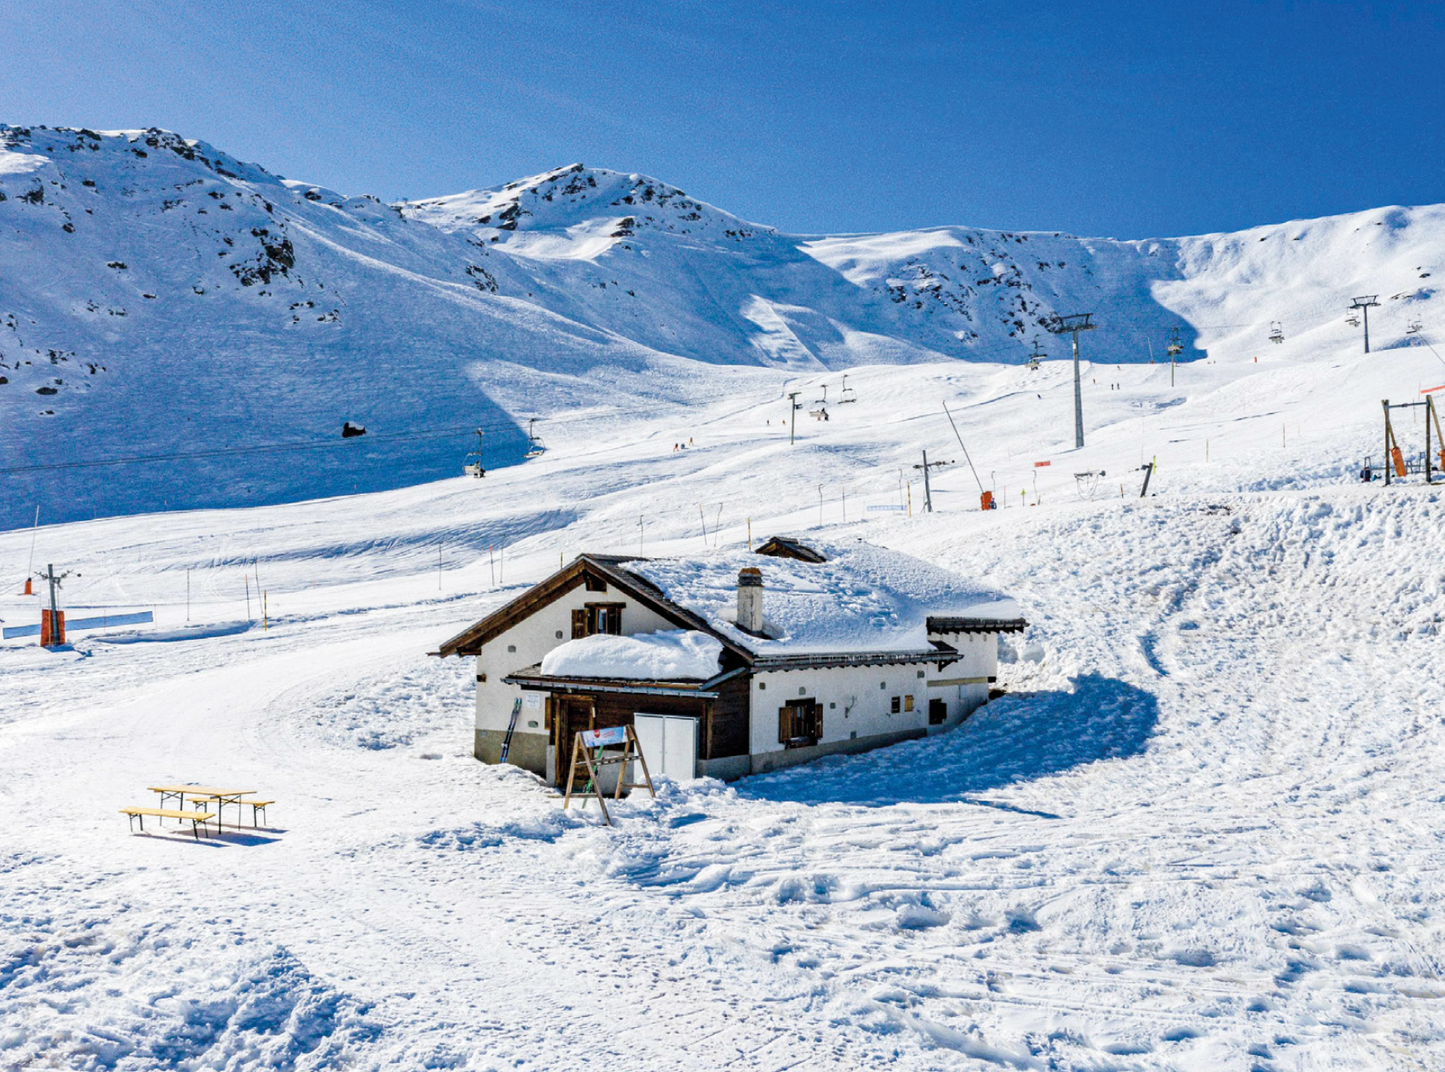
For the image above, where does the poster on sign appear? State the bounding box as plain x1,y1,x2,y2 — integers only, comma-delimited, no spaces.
580,725,629,748
564,724,656,825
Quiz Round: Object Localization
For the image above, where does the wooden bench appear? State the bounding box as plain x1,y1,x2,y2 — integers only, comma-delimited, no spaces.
120,807,215,840
239,799,273,827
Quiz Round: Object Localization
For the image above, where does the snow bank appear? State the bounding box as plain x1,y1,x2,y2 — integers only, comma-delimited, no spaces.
540,629,722,680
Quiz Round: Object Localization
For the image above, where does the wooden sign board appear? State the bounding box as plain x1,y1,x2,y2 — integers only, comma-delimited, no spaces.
563,724,655,826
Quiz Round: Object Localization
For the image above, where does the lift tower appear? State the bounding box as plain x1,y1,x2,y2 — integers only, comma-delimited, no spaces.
1350,296,1381,354
1047,313,1097,448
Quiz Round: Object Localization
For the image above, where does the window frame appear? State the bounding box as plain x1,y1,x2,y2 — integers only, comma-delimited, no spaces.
778,698,822,748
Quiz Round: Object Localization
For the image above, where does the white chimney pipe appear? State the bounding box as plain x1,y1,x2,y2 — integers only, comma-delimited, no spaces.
737,567,763,634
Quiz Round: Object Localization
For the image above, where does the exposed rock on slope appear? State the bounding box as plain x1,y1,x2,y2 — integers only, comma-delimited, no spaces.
1,124,1441,526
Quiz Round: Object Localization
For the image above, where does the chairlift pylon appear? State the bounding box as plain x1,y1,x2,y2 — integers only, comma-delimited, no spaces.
525,418,547,459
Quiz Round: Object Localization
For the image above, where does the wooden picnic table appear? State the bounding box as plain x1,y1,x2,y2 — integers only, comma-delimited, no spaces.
147,785,257,829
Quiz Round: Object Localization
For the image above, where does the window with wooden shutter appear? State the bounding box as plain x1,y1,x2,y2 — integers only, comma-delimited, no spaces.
571,608,587,639
928,698,947,725
584,603,624,636
779,699,819,748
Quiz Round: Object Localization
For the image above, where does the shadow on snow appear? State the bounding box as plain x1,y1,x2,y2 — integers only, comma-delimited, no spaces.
737,673,1158,808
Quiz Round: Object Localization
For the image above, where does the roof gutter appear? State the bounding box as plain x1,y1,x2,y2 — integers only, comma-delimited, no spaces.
502,671,722,700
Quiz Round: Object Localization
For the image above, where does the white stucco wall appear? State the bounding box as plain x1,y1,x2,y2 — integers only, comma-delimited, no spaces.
474,581,682,744
745,631,999,759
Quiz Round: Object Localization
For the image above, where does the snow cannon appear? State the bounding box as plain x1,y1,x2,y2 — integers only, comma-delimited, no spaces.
980,491,994,511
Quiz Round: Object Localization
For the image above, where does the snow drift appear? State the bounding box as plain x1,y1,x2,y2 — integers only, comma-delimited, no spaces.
539,629,723,680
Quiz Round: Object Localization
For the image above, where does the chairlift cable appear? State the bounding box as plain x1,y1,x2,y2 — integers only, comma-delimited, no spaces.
941,401,985,494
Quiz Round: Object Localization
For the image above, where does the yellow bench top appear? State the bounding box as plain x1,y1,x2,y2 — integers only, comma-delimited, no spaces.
121,807,216,821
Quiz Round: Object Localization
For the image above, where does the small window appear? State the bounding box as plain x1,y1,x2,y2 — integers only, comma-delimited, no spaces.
928,698,947,725
917,669,926,679
779,699,821,748
904,695,914,713
507,644,516,653
555,630,564,640
584,574,607,593
890,696,901,714
798,686,807,696
829,702,836,709
758,681,767,691
584,603,624,636
879,681,887,690
575,603,623,638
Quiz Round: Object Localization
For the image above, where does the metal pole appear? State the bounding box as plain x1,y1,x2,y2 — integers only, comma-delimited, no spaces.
47,563,59,646
787,391,800,445
1428,396,1435,485
1383,399,1392,487
922,450,933,513
1072,330,1084,448
1363,304,1371,354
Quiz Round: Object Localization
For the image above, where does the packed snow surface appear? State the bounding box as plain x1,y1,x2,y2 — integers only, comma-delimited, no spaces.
538,629,723,680
6,125,1445,1071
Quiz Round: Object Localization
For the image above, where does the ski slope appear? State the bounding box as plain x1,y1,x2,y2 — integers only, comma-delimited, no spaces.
2,125,1442,528
4,310,1445,1069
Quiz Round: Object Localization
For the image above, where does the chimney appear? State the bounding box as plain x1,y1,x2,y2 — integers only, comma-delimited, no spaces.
736,567,763,634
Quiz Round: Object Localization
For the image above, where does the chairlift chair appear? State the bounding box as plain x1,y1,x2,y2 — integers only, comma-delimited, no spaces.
1346,312,1361,327
1268,321,1284,344
463,428,486,477
839,374,858,403
524,418,547,459
1407,319,1422,335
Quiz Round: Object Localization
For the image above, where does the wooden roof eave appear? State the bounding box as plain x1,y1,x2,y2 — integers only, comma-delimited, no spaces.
435,557,594,657
750,648,961,673
926,615,1028,635
434,553,755,661
503,665,723,700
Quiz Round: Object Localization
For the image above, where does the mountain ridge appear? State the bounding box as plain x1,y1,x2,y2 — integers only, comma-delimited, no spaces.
1,124,1440,528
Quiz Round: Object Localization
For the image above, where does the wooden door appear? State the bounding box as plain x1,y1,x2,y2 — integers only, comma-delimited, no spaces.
554,696,596,784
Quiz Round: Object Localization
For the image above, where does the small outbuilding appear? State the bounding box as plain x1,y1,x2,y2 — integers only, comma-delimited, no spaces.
434,537,1026,784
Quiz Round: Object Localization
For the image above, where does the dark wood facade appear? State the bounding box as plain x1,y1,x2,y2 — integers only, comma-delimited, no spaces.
532,670,752,785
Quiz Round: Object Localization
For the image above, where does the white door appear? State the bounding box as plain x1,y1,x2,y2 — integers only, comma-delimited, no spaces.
633,714,698,782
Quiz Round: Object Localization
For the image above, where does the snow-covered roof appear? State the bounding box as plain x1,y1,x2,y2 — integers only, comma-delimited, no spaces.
618,538,1017,657
539,630,723,681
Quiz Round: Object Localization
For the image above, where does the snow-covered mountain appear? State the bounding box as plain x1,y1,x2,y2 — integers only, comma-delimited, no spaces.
1,124,1441,528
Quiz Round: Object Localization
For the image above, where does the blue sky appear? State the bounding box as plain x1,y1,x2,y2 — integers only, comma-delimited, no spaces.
4,1,1440,238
